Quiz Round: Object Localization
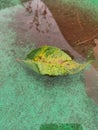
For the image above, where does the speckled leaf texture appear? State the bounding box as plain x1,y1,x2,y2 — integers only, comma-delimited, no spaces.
24,45,89,75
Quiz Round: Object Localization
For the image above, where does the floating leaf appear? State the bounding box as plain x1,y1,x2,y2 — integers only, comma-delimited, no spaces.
21,45,91,76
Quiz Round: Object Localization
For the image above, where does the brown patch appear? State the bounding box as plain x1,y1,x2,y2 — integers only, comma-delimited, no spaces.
94,39,98,60
43,1,98,57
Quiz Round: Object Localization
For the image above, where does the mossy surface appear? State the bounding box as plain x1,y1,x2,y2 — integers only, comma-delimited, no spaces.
0,1,98,130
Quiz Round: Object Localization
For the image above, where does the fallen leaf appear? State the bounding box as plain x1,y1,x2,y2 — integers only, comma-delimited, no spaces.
20,46,90,76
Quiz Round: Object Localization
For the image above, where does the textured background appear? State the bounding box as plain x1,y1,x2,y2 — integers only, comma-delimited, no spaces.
0,0,98,130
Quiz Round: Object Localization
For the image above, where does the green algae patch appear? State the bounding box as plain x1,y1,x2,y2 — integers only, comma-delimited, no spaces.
40,123,83,130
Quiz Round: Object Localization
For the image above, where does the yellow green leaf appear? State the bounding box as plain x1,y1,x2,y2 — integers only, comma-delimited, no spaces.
22,45,90,76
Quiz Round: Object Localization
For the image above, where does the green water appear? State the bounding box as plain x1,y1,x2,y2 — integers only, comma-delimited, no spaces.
0,1,98,130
